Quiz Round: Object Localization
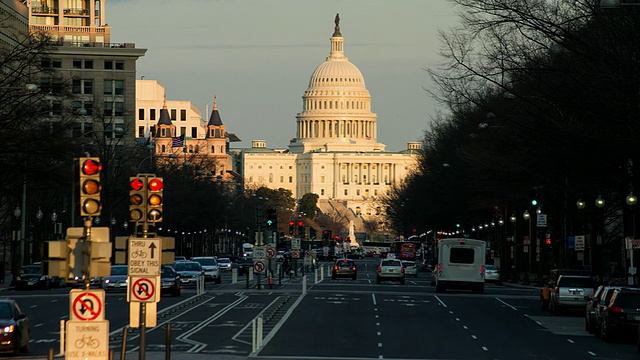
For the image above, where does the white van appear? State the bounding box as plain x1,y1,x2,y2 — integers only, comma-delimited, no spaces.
434,238,486,294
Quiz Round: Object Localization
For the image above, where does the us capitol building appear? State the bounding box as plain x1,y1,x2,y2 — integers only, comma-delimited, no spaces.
238,15,420,224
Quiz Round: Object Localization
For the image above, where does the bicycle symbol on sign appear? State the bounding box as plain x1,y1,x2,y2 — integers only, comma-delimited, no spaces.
131,249,147,258
75,335,100,349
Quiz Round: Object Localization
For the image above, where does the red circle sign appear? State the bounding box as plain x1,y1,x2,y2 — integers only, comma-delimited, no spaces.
254,260,265,273
72,292,102,321
132,278,155,301
266,248,275,259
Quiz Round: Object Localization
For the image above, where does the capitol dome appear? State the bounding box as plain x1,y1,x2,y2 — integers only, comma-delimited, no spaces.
291,14,383,154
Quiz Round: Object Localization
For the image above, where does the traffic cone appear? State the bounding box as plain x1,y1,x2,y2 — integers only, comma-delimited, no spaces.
268,276,273,289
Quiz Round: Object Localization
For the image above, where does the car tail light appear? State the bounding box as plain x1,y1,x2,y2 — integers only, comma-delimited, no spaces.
609,305,624,314
351,266,356,271
401,267,404,273
555,287,559,295
480,265,485,274
438,263,443,271
377,266,381,272
333,265,338,270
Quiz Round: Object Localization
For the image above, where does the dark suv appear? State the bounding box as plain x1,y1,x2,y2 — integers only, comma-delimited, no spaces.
331,259,357,280
599,288,640,342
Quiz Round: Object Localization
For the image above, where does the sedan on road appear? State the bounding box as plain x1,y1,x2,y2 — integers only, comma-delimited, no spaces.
173,261,204,286
376,259,405,285
0,299,29,354
14,265,51,290
102,265,128,292
190,257,221,284
402,261,418,278
160,265,181,297
217,258,232,271
332,259,357,280
484,264,501,284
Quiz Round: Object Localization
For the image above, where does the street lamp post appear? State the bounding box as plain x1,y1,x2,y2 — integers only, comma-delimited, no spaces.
627,192,637,285
510,214,517,280
523,210,532,283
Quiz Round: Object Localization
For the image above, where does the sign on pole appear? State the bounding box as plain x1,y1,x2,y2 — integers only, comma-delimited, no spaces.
128,237,162,276
66,320,109,360
575,235,586,251
129,276,157,303
253,246,266,260
291,250,300,258
291,238,301,250
537,214,547,227
254,260,266,273
70,289,105,321
266,247,275,259
129,302,157,328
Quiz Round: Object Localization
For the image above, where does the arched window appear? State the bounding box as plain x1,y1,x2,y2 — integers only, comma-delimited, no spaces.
195,145,199,153
211,146,215,153
355,206,361,215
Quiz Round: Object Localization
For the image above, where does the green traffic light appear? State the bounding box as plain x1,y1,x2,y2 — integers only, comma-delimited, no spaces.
267,220,273,225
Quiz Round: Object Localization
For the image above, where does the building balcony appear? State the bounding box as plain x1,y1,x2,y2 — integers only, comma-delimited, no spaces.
32,7,58,14
63,8,90,16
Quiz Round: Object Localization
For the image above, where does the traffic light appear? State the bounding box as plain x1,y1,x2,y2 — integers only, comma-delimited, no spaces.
147,177,164,222
530,188,538,206
545,234,551,245
323,230,329,241
266,208,276,230
288,221,294,235
129,176,147,222
309,227,317,240
79,157,102,217
297,221,304,236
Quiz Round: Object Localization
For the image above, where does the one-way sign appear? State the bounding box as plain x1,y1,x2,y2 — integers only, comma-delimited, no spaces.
128,237,161,276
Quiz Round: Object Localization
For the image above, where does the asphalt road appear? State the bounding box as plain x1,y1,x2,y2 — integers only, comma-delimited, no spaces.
5,258,640,359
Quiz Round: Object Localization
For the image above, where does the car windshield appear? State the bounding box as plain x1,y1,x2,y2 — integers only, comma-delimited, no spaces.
485,265,498,270
161,267,175,277
193,258,217,266
111,266,128,276
175,262,201,271
403,262,415,267
218,258,230,264
20,266,40,275
0,303,12,319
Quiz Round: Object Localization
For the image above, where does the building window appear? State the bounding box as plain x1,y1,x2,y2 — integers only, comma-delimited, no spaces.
321,189,325,195
138,126,144,137
188,145,194,153
355,207,361,215
150,109,156,120
84,60,93,69
114,102,124,116
269,174,273,183
191,127,197,138
180,109,186,121
84,101,93,116
211,146,215,153
321,176,325,183
195,145,199,153
289,176,293,183
84,80,93,95
171,109,176,120
138,108,144,120
73,59,82,68
180,127,186,136
161,145,166,153
357,189,361,196
115,60,124,70
374,189,378,196
280,176,284,182
104,60,113,69
344,189,348,196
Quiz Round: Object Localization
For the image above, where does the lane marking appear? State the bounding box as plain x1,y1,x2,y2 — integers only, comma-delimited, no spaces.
377,332,381,336
372,293,377,305
35,323,43,327
455,318,460,322
434,295,447,308
378,343,382,348
588,351,596,356
495,297,518,311
463,326,468,330
472,335,477,340
376,322,380,326
482,346,488,351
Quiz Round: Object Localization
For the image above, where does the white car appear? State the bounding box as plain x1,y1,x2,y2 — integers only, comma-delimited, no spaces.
484,264,501,284
376,259,405,284
217,258,232,271
190,257,221,284
402,261,418,277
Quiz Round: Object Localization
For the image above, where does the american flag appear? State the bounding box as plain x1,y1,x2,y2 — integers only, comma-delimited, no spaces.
171,135,184,147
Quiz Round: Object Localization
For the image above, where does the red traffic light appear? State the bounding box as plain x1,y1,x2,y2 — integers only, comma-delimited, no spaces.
289,221,294,226
323,230,328,234
545,238,551,245
130,178,145,191
81,159,102,176
148,178,164,191
297,221,303,226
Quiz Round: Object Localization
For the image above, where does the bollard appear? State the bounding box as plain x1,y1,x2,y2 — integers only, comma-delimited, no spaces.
320,266,324,281
59,319,65,356
120,326,128,360
249,269,254,281
252,318,257,353
48,348,54,360
257,315,264,349
232,268,238,283
165,323,171,360
315,268,319,284
302,275,307,295
277,263,282,285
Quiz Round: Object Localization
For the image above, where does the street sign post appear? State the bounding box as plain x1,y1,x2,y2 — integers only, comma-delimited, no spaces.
129,276,157,303
254,260,266,273
129,302,157,328
291,238,301,250
70,289,105,321
253,246,266,260
66,320,109,360
128,237,162,276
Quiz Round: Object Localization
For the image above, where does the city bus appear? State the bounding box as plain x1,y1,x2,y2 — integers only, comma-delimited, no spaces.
389,241,420,260
433,238,486,294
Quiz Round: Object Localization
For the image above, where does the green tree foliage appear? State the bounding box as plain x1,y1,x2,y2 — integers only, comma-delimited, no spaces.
299,193,319,219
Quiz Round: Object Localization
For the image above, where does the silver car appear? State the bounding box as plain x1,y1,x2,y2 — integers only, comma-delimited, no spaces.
376,259,405,284
549,275,595,314
190,257,221,284
484,264,501,284
402,261,418,278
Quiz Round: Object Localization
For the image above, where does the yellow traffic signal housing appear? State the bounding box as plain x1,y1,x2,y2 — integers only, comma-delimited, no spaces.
79,157,102,217
129,176,148,223
147,177,164,223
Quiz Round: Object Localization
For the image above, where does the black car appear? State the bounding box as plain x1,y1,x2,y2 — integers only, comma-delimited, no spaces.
160,265,181,297
14,265,51,290
600,288,640,341
585,285,605,334
332,259,357,280
0,299,29,354
236,257,255,275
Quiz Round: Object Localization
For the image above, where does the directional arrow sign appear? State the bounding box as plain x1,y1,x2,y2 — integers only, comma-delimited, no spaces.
70,289,105,321
128,237,162,276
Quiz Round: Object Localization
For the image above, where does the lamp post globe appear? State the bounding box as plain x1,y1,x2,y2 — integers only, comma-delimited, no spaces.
36,208,43,221
51,211,57,222
510,214,517,223
523,210,530,220
576,199,586,210
627,193,638,207
596,196,605,208
13,207,21,219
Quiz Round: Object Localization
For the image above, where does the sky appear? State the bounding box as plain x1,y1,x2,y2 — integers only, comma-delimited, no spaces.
106,0,460,152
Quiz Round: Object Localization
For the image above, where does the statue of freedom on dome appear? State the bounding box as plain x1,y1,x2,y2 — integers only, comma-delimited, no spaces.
333,13,341,37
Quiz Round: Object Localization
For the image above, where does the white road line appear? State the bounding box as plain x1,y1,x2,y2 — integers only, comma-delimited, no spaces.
377,332,381,336
536,321,542,326
35,323,43,327
376,322,380,326
455,318,460,322
472,335,477,340
463,326,468,330
378,343,382,348
434,295,447,308
375,315,379,318
30,305,37,308
372,293,377,305
587,351,596,356
495,297,518,311
368,279,372,284
567,339,574,344
378,356,383,359
482,346,488,351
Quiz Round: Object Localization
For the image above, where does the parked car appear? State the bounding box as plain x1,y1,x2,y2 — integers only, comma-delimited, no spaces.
14,265,51,290
402,260,418,278
190,256,221,284
593,285,627,338
174,256,187,262
599,288,640,342
173,261,204,286
376,259,405,284
160,265,181,297
585,285,605,334
217,258,232,271
236,257,255,276
484,264,501,284
0,299,29,354
548,275,595,314
331,259,357,280
102,265,128,292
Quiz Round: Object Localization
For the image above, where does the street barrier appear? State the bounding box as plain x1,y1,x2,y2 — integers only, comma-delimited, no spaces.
232,268,238,283
252,315,264,353
302,275,307,294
